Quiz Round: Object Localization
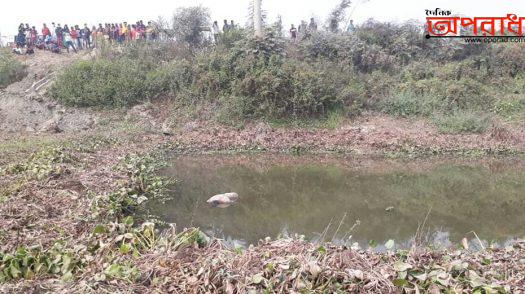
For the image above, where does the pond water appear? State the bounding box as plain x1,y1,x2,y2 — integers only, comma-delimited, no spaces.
147,155,525,248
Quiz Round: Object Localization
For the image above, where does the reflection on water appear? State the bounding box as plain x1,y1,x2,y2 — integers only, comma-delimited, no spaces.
147,155,525,247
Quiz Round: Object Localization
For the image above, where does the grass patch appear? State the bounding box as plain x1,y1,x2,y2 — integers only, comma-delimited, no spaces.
433,111,492,134
0,136,66,166
380,93,440,117
493,97,525,120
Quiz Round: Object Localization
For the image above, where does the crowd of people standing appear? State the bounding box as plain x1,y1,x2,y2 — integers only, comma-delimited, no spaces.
211,19,237,42
11,17,356,55
13,21,159,55
289,18,318,42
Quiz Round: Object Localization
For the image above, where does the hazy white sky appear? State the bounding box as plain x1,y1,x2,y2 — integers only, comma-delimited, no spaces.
1,0,524,37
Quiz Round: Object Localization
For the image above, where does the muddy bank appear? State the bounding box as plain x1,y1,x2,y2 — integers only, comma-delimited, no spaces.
96,99,524,156
161,114,523,156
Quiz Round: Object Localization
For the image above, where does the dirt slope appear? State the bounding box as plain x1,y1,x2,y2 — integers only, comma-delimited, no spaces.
0,51,95,133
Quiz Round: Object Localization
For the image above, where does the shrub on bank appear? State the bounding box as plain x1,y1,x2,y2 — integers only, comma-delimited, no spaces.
199,53,345,119
50,19,525,127
0,49,26,88
151,34,347,120
51,59,149,107
146,59,194,97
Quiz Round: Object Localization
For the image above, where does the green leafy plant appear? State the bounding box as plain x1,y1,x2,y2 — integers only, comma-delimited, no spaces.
104,263,140,282
381,93,439,117
0,242,81,282
433,111,492,134
494,98,524,119
4,147,73,180
92,153,170,219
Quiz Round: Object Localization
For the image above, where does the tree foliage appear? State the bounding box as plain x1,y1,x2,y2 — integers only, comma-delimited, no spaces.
172,6,211,49
327,0,352,32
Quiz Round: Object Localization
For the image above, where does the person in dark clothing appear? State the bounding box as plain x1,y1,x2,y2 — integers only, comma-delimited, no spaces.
49,42,61,54
290,24,297,42
56,24,63,47
26,45,35,55
109,24,115,42
35,37,45,49
16,24,26,47
308,18,317,31
81,24,91,48
223,19,230,32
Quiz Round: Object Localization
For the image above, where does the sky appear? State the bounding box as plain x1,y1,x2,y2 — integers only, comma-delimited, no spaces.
1,0,525,39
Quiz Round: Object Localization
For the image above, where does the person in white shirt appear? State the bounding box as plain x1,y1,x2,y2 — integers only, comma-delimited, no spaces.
212,21,220,43
63,31,77,53
51,22,57,42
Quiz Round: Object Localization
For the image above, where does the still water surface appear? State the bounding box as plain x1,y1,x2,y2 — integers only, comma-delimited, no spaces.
147,155,525,247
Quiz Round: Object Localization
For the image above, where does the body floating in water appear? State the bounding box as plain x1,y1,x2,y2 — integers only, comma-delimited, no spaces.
207,192,239,208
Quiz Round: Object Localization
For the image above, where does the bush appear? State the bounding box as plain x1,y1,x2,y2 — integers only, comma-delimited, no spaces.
217,27,247,49
213,57,345,119
381,93,439,117
117,42,192,69
51,59,149,107
0,49,26,88
298,20,490,73
49,17,525,125
146,59,194,98
299,32,398,73
433,111,491,134
151,34,348,120
196,48,345,119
